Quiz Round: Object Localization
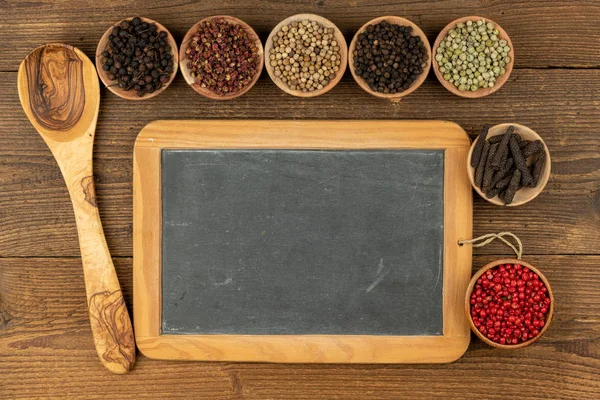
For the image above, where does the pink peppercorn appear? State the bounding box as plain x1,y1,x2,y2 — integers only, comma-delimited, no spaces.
470,263,551,345
186,18,259,95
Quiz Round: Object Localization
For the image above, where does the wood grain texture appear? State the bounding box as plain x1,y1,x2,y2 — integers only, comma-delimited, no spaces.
0,0,598,396
1,69,598,257
22,46,86,131
1,1,600,72
1,256,599,399
133,120,472,363
17,44,134,374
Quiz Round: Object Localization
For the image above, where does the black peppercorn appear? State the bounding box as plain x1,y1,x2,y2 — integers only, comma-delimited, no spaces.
101,17,174,97
353,21,428,94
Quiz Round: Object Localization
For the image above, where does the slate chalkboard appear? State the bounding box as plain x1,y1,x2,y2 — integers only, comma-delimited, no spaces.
161,149,445,336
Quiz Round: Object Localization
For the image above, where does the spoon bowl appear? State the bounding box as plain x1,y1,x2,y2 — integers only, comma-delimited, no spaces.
20,44,99,142
18,43,135,374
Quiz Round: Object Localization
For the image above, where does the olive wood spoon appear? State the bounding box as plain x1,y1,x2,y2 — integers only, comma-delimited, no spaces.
17,44,135,374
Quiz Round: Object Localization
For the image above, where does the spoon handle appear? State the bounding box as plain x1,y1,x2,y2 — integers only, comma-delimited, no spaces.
65,167,136,374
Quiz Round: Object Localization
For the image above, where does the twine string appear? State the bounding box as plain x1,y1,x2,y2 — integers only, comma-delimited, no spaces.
458,232,523,259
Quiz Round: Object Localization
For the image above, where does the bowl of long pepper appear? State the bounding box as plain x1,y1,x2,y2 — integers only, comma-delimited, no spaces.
467,123,551,206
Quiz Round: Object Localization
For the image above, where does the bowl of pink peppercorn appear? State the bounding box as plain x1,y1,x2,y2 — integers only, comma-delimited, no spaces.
179,16,264,100
465,259,554,349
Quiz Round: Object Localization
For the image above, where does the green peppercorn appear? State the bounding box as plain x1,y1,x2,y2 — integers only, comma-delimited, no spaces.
436,18,510,91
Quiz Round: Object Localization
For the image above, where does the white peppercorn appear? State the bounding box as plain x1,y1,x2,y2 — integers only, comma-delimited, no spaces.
270,19,341,92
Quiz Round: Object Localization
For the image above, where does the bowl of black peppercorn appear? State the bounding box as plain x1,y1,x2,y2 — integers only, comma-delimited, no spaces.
96,17,178,100
349,16,431,100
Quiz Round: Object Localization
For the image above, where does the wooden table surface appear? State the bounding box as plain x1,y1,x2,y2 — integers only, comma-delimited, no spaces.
1,1,599,399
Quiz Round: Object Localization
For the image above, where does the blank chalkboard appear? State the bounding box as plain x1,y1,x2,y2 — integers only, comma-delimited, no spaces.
160,149,445,336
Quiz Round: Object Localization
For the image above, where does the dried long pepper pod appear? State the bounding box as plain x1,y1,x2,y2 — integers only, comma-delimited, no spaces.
482,143,499,192
490,157,514,189
488,133,524,146
471,124,489,168
485,186,501,199
474,141,490,188
495,168,516,190
490,126,514,169
530,151,546,187
521,140,544,158
488,135,504,144
519,139,531,149
509,136,534,186
503,169,522,205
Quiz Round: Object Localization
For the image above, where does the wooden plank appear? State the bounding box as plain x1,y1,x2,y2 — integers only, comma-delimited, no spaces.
1,256,599,398
0,1,599,71
1,69,598,257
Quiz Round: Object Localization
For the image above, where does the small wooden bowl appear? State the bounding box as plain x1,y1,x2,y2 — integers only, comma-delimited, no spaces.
465,259,554,349
432,16,514,98
348,16,431,100
467,123,551,206
96,17,178,100
264,14,347,97
179,16,263,100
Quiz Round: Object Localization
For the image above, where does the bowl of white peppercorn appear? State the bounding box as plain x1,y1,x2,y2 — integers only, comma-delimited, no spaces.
432,16,514,98
265,14,347,97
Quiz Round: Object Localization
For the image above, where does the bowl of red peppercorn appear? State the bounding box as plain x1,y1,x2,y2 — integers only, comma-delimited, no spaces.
96,17,178,100
348,16,431,100
180,16,264,100
466,259,554,349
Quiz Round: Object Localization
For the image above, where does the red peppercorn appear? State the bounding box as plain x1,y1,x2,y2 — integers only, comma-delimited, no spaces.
187,17,259,95
470,263,551,345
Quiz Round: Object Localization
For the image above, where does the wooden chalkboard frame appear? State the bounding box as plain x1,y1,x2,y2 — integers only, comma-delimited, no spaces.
133,120,472,363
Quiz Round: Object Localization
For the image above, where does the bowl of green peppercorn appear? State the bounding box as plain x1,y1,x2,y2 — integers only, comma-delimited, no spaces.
432,16,514,98
96,17,178,100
